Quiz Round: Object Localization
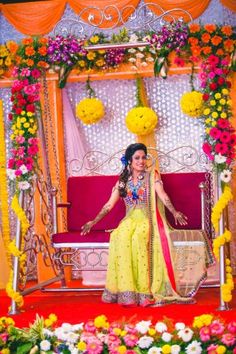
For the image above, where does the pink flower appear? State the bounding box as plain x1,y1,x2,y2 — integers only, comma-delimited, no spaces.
219,131,231,143
123,334,138,347
8,158,15,168
16,159,24,167
28,137,39,145
12,66,19,77
215,68,223,75
207,55,220,66
209,128,221,140
233,348,236,354
174,57,185,66
221,58,230,66
15,169,23,176
26,163,33,171
215,143,228,155
15,136,25,144
24,84,40,96
31,68,41,79
207,344,218,353
84,321,96,333
16,147,25,157
86,341,103,354
21,68,31,77
124,324,137,335
0,333,8,342
221,333,236,346
202,142,214,160
208,71,216,79
28,145,39,156
210,320,225,335
228,321,236,334
199,71,207,81
217,119,230,129
200,326,211,341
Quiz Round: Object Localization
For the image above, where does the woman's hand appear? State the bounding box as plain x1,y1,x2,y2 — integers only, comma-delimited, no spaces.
173,211,188,226
81,221,94,235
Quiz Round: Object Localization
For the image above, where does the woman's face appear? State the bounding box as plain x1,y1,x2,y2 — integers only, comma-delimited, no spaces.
130,149,147,173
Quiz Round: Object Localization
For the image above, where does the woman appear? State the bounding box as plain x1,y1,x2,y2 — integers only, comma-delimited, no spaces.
81,143,194,306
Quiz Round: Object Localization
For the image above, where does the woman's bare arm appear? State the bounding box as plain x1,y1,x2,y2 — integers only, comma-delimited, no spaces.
154,174,188,226
81,181,120,235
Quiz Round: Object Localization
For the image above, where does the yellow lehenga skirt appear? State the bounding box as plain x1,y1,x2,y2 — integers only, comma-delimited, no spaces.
102,207,197,306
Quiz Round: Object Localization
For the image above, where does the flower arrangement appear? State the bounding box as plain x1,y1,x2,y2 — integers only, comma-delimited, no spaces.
76,78,105,125
149,20,189,78
125,77,158,136
0,314,236,354
0,41,18,78
47,35,86,88
180,91,203,117
76,97,105,125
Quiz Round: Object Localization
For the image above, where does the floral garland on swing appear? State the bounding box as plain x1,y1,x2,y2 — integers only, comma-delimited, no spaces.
0,21,235,308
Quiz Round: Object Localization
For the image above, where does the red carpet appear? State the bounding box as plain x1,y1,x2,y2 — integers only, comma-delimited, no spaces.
1,282,236,327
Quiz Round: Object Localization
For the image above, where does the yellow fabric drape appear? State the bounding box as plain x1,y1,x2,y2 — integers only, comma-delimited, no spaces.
0,0,66,35
220,0,236,12
143,0,211,22
68,0,140,28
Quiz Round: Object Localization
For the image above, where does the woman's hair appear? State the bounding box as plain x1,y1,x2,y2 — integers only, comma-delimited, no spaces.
118,143,147,197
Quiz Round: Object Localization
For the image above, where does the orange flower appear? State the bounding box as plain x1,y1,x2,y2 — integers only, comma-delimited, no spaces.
6,41,18,55
25,46,36,56
189,23,200,33
211,35,222,46
216,48,224,56
221,25,233,36
224,39,234,52
38,46,47,56
22,37,33,45
26,59,34,67
188,37,199,46
204,24,216,33
201,33,211,44
191,45,201,57
202,46,212,55
15,55,22,65
38,60,48,68
38,37,48,45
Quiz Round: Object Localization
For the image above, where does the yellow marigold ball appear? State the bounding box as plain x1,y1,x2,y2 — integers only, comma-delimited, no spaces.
76,98,105,125
125,106,158,136
180,91,203,117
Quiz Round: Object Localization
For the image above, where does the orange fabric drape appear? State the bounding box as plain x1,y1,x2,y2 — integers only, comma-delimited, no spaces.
220,0,236,12
0,0,66,35
68,0,140,28
143,0,211,22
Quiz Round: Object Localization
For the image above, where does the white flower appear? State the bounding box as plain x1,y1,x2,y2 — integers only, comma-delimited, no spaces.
61,323,73,332
146,57,154,62
66,331,79,344
19,164,28,174
54,328,68,341
142,35,151,41
220,169,232,183
128,57,137,63
138,46,145,51
175,322,186,331
7,169,16,180
68,344,79,354
72,323,84,331
178,327,193,342
141,62,148,67
137,335,154,349
136,52,145,59
171,344,181,354
128,48,136,54
155,322,168,333
40,339,51,351
42,328,54,337
148,347,162,354
135,320,152,334
214,154,227,164
129,34,139,43
18,181,30,190
161,331,173,342
130,66,138,71
185,340,202,353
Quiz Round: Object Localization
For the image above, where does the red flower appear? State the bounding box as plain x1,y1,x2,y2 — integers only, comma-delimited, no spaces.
202,93,210,101
26,104,35,113
217,77,225,85
226,81,232,88
217,119,230,129
209,82,218,91
230,135,236,146
219,131,230,143
209,127,221,139
8,113,13,120
215,143,228,155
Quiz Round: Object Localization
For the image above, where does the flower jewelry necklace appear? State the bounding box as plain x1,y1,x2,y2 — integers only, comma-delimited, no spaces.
128,173,145,201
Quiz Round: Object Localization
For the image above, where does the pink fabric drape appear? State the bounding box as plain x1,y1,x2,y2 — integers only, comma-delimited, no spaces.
62,89,90,176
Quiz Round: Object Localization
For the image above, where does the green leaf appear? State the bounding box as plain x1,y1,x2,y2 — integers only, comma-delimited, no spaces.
16,342,33,354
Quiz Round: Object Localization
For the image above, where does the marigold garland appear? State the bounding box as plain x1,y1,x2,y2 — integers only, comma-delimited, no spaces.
125,106,158,136
6,194,30,308
180,91,203,117
0,100,11,267
211,185,233,233
76,97,105,125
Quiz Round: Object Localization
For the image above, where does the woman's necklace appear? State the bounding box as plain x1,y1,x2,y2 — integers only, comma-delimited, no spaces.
128,173,145,201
